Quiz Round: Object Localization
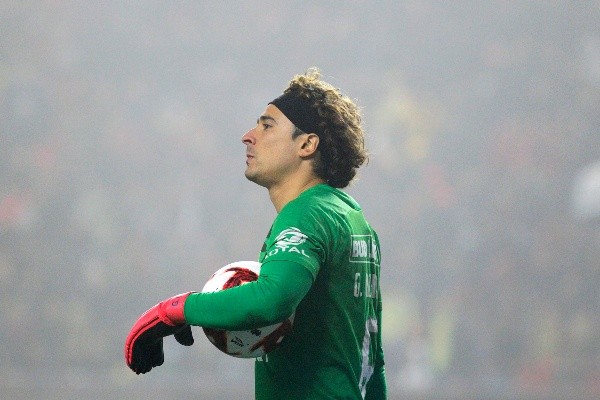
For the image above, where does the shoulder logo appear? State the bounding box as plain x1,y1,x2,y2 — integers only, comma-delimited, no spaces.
263,227,311,260
274,227,307,250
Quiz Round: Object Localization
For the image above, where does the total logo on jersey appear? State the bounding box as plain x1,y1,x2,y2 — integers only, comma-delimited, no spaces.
274,227,307,249
263,227,311,260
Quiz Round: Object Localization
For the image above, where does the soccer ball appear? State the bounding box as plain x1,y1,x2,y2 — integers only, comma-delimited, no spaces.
201,261,293,358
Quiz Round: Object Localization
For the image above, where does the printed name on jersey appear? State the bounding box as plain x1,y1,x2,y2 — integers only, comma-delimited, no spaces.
354,272,378,298
349,235,380,266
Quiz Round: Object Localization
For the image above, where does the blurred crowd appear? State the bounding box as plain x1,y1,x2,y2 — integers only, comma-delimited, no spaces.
1,2,599,398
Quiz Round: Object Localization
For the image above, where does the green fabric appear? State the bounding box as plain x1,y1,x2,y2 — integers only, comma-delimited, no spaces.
254,184,387,399
183,260,313,330
365,365,387,400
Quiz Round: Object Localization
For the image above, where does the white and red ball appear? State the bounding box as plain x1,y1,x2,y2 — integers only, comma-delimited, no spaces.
201,261,293,358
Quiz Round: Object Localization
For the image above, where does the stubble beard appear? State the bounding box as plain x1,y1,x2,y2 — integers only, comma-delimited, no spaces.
244,168,269,189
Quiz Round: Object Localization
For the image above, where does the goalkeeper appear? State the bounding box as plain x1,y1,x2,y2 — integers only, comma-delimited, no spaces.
125,68,387,399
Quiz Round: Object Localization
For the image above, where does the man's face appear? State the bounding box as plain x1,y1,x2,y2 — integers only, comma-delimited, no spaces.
241,104,302,188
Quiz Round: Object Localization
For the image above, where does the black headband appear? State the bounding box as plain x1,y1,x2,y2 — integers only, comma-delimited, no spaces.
269,92,322,136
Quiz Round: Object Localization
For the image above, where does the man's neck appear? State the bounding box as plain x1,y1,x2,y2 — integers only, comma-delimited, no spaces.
268,176,324,213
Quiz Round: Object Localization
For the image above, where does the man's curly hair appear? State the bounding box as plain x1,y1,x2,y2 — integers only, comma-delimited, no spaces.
285,68,368,188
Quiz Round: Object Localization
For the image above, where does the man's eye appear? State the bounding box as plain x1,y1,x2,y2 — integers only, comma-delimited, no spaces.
263,124,272,129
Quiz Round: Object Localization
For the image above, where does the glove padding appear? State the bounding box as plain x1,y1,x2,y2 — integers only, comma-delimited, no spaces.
124,292,194,374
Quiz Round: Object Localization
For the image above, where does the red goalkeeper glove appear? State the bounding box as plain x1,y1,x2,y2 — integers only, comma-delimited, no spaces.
124,292,194,374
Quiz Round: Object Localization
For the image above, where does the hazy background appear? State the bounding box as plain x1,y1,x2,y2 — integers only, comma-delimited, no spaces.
1,1,599,399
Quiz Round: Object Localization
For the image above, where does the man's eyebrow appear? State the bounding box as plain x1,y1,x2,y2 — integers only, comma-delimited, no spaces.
258,115,277,124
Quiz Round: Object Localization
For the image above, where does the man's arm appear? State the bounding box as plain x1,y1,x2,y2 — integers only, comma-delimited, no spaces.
125,260,313,374
185,259,313,329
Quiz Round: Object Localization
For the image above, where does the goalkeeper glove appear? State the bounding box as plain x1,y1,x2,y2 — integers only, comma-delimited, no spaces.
124,292,194,374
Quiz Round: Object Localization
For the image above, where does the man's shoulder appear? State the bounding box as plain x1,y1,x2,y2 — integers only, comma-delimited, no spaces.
290,184,359,212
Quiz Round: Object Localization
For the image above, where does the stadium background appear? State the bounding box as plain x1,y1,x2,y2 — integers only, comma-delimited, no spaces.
1,2,599,399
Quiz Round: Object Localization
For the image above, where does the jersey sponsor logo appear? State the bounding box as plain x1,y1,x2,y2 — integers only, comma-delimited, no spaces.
274,227,307,250
263,227,311,260
350,235,380,265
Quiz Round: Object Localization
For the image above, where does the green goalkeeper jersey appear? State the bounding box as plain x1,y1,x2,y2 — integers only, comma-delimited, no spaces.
254,184,386,400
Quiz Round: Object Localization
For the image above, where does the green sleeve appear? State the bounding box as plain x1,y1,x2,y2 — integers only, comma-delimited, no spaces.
183,260,313,330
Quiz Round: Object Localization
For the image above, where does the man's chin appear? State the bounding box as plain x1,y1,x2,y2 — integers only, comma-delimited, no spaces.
244,170,259,183
244,172,269,188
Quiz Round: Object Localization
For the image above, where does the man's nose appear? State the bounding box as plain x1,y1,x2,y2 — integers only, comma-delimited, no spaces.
241,129,255,145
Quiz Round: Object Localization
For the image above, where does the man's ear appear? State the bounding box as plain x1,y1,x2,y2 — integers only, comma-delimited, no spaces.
298,133,320,158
